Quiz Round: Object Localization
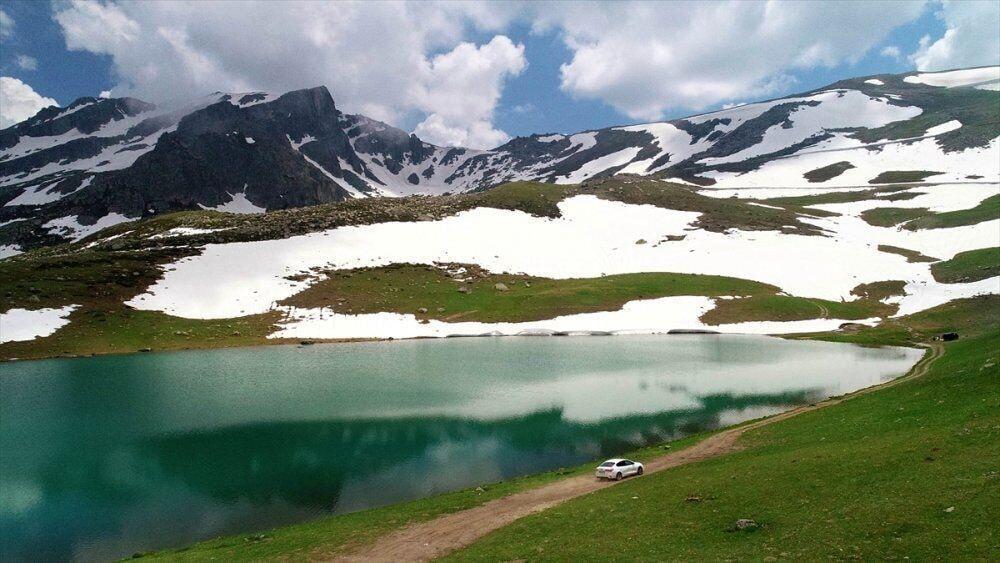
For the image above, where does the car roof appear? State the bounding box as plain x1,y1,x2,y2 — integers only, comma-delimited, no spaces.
602,458,625,463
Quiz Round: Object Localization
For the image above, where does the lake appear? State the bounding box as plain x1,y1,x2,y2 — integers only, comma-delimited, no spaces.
0,335,921,561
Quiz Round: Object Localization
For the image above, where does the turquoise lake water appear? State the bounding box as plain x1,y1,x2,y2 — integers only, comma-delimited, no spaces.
0,335,921,561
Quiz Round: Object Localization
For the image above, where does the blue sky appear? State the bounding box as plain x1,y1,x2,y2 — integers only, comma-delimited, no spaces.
1,1,995,144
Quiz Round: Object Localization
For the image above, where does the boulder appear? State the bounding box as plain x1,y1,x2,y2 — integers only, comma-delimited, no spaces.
734,519,758,530
494,282,509,291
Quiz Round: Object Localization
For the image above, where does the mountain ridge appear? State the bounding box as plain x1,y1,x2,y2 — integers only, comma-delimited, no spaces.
1,65,998,256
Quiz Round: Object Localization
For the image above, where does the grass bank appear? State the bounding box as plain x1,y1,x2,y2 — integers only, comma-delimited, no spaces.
931,247,1000,283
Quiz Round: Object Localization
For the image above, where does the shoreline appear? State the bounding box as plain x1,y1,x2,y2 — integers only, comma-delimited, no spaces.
0,325,913,364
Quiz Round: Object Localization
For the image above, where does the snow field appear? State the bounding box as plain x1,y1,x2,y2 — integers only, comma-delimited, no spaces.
127,190,998,339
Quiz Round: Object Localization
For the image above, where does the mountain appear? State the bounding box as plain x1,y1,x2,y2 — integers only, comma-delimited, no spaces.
1,65,998,256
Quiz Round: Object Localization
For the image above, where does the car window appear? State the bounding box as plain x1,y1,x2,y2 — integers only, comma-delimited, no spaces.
617,460,630,466
600,461,615,467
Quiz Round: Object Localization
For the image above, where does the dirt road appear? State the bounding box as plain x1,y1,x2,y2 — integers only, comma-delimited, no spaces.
331,343,942,562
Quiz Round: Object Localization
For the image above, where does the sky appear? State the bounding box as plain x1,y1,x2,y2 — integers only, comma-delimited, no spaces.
1,0,998,147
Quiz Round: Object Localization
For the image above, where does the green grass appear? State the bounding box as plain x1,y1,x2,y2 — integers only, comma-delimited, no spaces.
850,280,907,302
700,293,895,325
931,247,1000,284
763,185,914,209
868,170,944,184
878,244,939,263
0,308,282,361
860,206,931,227
792,294,998,347
282,264,776,323
445,300,1000,561
803,161,855,183
904,194,1000,230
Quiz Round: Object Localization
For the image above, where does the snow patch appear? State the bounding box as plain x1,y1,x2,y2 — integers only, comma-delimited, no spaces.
556,147,642,184
925,120,962,136
43,213,132,241
198,186,266,214
149,228,225,240
0,244,22,259
268,296,876,341
903,67,1000,88
0,305,77,343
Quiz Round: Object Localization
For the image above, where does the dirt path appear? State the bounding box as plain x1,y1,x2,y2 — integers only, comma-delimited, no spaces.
331,343,942,563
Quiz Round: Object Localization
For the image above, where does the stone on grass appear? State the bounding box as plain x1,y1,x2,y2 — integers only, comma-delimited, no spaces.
494,282,509,292
734,519,758,530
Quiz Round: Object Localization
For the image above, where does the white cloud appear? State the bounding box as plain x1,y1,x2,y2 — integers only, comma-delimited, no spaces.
16,55,37,71
546,0,926,120
49,0,932,143
412,36,526,148
99,90,112,98
881,45,902,59
0,8,13,39
910,0,1000,71
0,77,59,128
53,0,523,149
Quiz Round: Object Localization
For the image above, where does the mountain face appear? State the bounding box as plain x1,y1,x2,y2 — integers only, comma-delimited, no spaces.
1,66,998,255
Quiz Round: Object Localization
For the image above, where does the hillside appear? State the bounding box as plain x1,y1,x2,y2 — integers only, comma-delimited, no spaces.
1,174,996,361
1,66,998,255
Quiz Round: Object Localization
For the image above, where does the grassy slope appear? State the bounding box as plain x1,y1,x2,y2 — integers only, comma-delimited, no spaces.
877,244,939,263
802,161,854,183
860,206,931,227
445,298,999,561
869,170,943,184
0,178,841,360
286,264,898,326
904,193,1000,230
700,294,894,324
763,185,913,208
931,247,1000,283
282,264,775,323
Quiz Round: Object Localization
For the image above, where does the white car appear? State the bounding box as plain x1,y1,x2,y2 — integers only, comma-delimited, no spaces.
595,458,644,480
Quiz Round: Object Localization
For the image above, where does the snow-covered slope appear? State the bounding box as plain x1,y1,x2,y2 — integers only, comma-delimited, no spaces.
123,182,998,339
1,66,998,254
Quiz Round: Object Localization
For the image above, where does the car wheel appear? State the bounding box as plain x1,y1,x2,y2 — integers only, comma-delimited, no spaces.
615,472,622,481
637,466,644,476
